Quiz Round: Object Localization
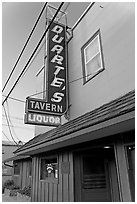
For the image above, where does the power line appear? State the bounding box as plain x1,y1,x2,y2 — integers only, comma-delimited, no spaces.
2,124,34,130
2,95,25,103
2,2,64,106
2,2,48,93
28,72,101,98
3,105,18,145
2,114,23,121
6,101,20,141
2,131,13,144
6,3,71,95
17,39,46,85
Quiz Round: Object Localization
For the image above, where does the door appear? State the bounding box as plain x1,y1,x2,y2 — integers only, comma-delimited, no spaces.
74,148,120,202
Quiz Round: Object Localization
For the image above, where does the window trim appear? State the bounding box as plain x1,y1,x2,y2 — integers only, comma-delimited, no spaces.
13,161,20,175
40,155,58,184
81,29,105,84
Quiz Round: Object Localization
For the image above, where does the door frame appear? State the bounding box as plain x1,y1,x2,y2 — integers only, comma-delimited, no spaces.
73,146,120,202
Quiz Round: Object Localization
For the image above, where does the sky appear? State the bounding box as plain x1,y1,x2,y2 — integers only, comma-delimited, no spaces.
2,1,91,144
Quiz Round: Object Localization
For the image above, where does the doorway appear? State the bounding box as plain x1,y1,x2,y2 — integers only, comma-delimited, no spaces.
74,147,120,202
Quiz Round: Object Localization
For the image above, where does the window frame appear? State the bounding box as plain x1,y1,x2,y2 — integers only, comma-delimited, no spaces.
124,144,135,201
28,159,32,176
81,29,105,84
13,161,20,175
40,155,58,184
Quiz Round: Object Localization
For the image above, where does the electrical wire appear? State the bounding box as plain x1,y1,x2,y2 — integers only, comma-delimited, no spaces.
8,3,71,92
2,2,64,106
2,114,23,121
2,2,48,93
17,39,46,85
6,101,20,141
2,95,25,103
2,131,13,144
3,105,18,145
57,2,70,21
2,124,34,130
28,72,101,98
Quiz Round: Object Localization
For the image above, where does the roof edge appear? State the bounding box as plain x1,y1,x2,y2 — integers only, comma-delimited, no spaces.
14,90,135,154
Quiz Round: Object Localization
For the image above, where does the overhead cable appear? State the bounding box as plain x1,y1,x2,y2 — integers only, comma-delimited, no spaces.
2,95,25,103
3,105,18,145
2,131,13,144
6,101,20,141
2,2,48,93
2,2,64,106
2,114,23,121
2,124,34,130
13,3,71,89
28,72,102,98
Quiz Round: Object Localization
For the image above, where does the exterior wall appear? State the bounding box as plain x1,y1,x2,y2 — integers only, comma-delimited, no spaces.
2,175,13,185
2,143,18,184
31,151,74,202
68,2,135,119
29,2,135,202
2,144,18,162
114,131,135,201
31,130,135,202
13,159,32,189
34,2,135,137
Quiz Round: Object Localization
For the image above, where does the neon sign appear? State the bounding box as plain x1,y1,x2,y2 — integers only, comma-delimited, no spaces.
46,21,68,115
24,112,61,126
24,21,68,127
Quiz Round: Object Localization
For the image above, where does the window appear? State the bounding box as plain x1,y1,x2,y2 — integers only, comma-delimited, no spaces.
28,160,32,176
14,161,20,175
40,157,58,182
83,156,106,189
81,30,104,84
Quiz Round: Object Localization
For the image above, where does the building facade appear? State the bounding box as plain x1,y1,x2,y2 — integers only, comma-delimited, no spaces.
3,155,32,189
15,2,135,202
2,141,19,184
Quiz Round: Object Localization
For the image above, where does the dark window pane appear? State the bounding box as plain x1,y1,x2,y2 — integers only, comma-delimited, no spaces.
40,158,58,180
14,162,20,175
28,160,32,176
126,146,135,201
83,156,106,189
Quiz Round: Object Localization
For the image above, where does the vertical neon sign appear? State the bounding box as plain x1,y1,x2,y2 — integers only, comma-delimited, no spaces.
46,21,68,115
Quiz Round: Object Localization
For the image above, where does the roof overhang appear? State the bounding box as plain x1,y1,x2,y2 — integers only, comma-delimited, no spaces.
3,155,31,163
15,110,134,156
